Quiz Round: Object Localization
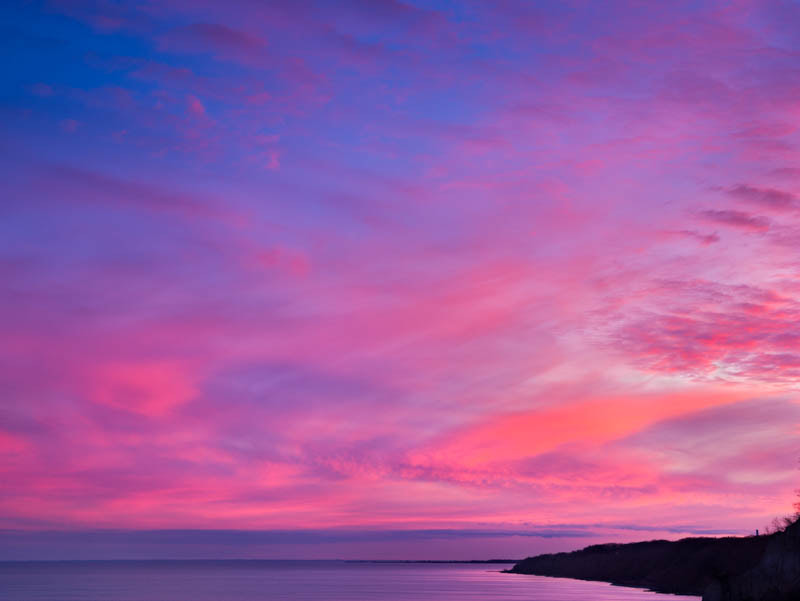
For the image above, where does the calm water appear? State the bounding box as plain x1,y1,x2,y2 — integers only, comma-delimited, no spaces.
0,560,700,601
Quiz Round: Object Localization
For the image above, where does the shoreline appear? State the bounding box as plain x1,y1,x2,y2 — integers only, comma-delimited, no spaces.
507,522,799,601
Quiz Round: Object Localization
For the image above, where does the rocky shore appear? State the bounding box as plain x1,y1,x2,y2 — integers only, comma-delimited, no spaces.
508,520,800,600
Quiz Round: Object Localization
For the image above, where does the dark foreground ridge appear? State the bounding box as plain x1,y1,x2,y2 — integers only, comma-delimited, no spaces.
508,520,800,600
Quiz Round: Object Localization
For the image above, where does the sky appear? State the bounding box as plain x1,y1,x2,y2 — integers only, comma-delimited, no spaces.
1,0,800,560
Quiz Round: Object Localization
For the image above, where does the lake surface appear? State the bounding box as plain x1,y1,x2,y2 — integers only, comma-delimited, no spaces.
0,560,700,601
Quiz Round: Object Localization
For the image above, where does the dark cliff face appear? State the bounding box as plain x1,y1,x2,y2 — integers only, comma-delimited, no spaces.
509,535,771,597
705,521,800,601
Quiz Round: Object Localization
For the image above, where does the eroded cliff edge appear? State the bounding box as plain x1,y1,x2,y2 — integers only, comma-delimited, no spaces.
704,520,800,601
508,521,800,600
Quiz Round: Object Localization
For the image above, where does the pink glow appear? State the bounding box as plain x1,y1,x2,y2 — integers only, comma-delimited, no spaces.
2,0,800,559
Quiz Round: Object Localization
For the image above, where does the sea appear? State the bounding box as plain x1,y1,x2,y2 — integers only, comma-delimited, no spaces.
0,560,700,601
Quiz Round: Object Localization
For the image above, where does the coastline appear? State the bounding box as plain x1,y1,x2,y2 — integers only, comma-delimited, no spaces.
507,521,800,601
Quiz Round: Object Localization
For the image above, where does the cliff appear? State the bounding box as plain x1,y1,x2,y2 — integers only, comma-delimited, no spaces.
704,520,800,601
508,529,798,599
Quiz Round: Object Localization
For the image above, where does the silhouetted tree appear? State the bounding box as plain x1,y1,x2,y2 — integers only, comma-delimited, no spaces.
763,486,800,535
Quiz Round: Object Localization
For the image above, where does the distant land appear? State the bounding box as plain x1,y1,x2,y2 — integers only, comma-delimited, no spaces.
346,559,519,564
507,519,800,601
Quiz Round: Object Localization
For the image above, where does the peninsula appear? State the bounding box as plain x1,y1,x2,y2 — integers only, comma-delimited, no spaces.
508,519,800,601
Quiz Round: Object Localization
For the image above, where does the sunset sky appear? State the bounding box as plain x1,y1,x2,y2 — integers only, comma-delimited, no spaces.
2,0,800,560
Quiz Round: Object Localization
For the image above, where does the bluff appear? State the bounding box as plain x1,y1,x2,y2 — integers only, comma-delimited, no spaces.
508,525,800,600
705,520,800,601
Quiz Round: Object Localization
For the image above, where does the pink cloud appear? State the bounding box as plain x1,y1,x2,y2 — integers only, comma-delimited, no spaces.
726,184,798,212
87,360,198,417
59,118,80,133
162,22,268,58
187,94,206,117
697,209,771,231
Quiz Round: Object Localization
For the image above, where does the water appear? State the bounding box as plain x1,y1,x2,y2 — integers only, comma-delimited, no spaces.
0,560,700,601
